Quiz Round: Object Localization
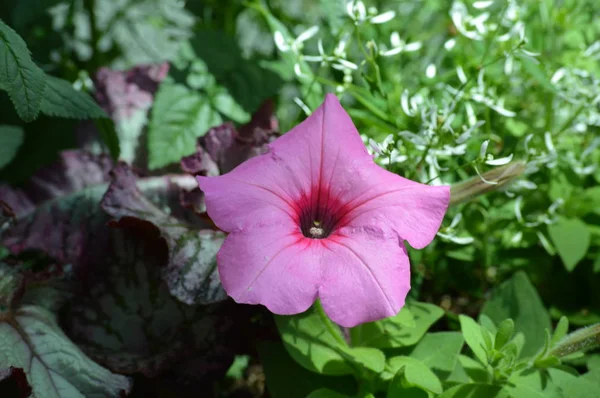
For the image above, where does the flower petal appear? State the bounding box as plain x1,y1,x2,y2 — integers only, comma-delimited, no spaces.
198,94,371,233
218,220,320,314
318,226,411,327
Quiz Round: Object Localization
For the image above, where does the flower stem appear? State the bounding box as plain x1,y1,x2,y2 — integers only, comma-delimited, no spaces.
550,322,600,357
315,300,348,347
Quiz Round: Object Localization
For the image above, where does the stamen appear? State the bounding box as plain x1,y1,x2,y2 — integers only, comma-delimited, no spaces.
309,226,325,238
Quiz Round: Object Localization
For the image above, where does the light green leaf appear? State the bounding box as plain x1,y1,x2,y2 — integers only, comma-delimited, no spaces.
409,332,464,373
549,367,600,398
459,315,488,365
275,308,353,375
148,83,222,169
212,89,251,123
350,302,443,348
0,19,46,122
439,383,502,398
495,319,515,350
0,124,24,169
387,356,443,394
481,271,552,357
548,217,591,271
551,317,569,347
40,76,107,119
387,375,429,398
347,347,385,373
0,305,132,397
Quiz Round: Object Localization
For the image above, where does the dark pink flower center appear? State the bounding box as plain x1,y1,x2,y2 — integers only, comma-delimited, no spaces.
297,185,346,239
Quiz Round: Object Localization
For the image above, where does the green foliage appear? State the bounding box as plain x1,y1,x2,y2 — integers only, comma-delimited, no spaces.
0,124,23,169
481,271,552,357
148,83,222,169
0,18,45,121
548,217,591,271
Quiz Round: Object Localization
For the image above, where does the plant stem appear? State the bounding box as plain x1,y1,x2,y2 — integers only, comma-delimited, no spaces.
315,300,348,347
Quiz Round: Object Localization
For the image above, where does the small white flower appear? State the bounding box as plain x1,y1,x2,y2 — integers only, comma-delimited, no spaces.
370,10,396,24
296,26,319,44
426,64,437,78
544,132,555,152
486,154,514,166
473,0,494,9
551,68,566,84
444,38,457,51
398,131,428,146
456,66,468,84
293,97,312,115
274,31,289,52
480,140,490,158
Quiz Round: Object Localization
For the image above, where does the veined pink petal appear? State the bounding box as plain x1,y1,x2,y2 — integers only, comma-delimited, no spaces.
319,226,410,327
217,218,320,314
334,167,450,249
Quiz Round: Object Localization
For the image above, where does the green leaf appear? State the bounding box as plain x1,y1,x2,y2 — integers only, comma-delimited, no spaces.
275,306,385,375
439,383,502,398
350,302,443,348
459,315,488,365
212,88,251,123
275,307,353,375
0,19,46,122
258,342,356,398
495,319,515,350
551,317,569,347
548,217,591,271
409,332,464,374
518,55,558,94
190,29,283,113
387,356,443,394
0,305,132,397
481,271,552,357
548,367,600,398
40,76,107,119
387,372,429,398
0,124,24,169
307,389,351,398
148,83,222,169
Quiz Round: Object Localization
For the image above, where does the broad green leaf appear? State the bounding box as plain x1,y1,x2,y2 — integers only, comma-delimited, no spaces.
548,217,591,271
481,271,552,357
0,305,132,397
40,76,106,119
502,369,559,398
212,89,251,123
350,302,443,348
459,315,488,365
387,373,429,398
570,187,600,217
439,383,502,398
258,342,356,398
274,307,353,375
457,355,489,383
0,20,45,122
549,367,600,398
387,356,443,394
148,83,222,169
0,125,23,169
409,332,464,373
307,389,351,398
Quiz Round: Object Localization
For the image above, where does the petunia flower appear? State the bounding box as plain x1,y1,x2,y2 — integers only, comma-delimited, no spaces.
197,95,449,327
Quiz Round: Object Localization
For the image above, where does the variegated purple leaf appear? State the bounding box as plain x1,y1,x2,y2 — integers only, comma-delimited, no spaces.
101,163,226,305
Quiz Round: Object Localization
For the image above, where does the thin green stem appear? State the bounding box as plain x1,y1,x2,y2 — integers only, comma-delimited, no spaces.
315,300,348,347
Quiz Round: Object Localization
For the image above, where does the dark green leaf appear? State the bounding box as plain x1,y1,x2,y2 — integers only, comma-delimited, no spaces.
0,124,23,169
40,76,106,119
93,117,120,160
307,389,351,398
481,271,552,357
409,332,464,373
439,383,502,398
387,356,443,394
548,217,591,271
0,19,45,121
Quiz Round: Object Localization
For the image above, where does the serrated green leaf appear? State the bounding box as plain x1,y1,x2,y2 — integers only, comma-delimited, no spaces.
481,271,552,357
409,332,464,373
0,124,24,169
212,89,251,123
148,83,222,169
0,305,132,397
0,19,46,122
459,315,488,365
387,356,443,394
40,75,106,119
548,217,591,271
350,302,443,348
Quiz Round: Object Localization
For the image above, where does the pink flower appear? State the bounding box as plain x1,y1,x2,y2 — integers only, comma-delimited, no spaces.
197,95,449,327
